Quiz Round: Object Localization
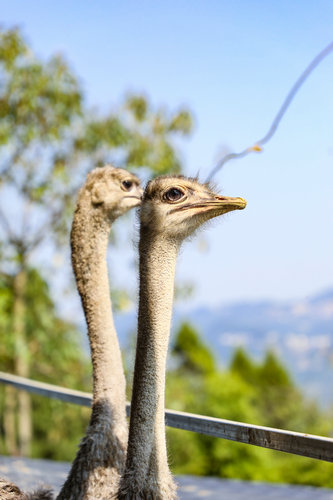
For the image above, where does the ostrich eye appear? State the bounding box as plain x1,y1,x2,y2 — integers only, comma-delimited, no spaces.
164,188,185,202
122,180,133,191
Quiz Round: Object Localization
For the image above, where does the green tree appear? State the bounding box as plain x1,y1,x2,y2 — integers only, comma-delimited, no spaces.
257,350,302,429
0,26,193,455
166,323,262,477
172,321,216,375
230,347,257,382
230,349,326,433
0,269,91,459
165,323,333,487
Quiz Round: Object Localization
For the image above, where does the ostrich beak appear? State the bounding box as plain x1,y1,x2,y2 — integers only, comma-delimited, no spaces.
213,195,247,211
192,194,246,219
125,187,144,205
168,194,246,218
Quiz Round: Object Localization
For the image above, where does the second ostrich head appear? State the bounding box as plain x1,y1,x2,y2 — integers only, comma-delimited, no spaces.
82,165,143,220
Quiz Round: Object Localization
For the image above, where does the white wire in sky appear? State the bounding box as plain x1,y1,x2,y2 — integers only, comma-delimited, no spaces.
206,40,333,181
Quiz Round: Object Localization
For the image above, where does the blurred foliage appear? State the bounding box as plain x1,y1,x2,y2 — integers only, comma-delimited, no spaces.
0,26,193,267
0,25,192,454
0,269,90,386
172,322,216,375
165,323,333,487
0,268,91,459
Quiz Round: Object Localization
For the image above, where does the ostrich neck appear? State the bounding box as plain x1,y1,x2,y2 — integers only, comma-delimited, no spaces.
57,203,128,500
125,230,179,489
71,206,125,411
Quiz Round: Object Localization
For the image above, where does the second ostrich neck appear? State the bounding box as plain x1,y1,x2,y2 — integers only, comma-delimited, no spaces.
57,200,128,499
125,231,179,495
71,207,125,409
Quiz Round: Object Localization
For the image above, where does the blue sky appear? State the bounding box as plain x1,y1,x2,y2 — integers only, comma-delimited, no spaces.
2,1,333,307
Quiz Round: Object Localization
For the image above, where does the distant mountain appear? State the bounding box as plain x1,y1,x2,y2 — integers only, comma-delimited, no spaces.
114,289,333,407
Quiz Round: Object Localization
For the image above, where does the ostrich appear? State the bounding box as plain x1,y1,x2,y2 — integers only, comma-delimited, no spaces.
56,166,142,499
0,478,53,500
0,166,142,500
118,175,246,499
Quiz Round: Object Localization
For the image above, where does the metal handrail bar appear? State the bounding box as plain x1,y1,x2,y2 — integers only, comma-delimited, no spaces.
1,371,332,463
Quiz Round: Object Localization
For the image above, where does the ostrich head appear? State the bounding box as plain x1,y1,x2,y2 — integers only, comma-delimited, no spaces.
141,175,246,240
82,165,143,221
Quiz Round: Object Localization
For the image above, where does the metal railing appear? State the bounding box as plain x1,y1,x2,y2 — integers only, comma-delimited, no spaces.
1,370,333,463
